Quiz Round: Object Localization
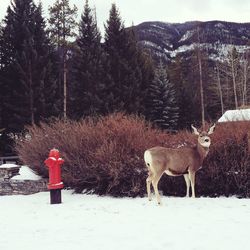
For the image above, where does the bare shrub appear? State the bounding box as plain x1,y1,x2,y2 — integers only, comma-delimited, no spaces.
199,121,250,197
15,115,250,197
16,113,170,196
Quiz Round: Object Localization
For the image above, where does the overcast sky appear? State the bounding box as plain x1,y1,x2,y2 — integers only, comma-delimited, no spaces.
1,0,250,33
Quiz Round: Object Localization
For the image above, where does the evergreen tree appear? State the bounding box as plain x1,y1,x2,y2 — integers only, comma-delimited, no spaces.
104,4,153,114
0,23,4,129
48,0,78,119
70,0,109,118
34,3,61,119
169,55,196,129
147,62,179,131
0,0,59,131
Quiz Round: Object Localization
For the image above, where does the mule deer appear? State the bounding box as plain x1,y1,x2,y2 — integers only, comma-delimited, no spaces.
144,124,215,204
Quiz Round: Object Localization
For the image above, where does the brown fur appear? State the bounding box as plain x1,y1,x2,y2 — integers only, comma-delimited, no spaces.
144,124,215,205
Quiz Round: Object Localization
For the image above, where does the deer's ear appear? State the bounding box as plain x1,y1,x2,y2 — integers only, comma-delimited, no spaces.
208,124,216,135
191,125,200,135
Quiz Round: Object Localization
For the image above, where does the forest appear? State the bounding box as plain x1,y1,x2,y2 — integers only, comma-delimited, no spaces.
0,0,249,154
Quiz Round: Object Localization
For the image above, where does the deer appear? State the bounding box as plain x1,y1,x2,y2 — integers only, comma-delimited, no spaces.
144,124,215,205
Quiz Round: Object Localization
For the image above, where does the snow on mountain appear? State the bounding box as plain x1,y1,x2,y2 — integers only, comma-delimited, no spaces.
169,44,195,57
134,20,250,62
179,30,194,42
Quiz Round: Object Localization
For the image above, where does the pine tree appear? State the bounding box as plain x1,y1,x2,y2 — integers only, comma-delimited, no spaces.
34,3,61,119
0,23,4,129
0,0,59,131
147,62,179,131
104,4,153,114
169,55,196,129
69,0,108,118
0,6,16,130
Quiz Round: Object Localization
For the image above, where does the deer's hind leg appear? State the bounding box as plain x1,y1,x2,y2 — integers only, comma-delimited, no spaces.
151,170,163,205
146,169,153,201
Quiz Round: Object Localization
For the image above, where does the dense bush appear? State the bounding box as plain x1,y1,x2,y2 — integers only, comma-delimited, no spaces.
198,122,250,198
15,114,250,198
15,113,170,196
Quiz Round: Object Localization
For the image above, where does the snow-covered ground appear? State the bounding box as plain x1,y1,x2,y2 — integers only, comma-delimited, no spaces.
1,165,250,249
1,191,250,250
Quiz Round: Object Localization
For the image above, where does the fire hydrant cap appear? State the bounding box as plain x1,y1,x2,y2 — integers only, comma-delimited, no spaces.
49,148,60,159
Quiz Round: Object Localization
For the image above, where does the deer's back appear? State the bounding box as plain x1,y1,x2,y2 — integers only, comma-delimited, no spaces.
145,146,201,173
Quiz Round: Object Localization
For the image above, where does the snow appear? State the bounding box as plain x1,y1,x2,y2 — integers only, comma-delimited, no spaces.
12,165,41,180
218,109,250,122
0,190,250,250
150,23,167,30
215,22,225,29
170,44,195,57
212,43,249,61
3,165,42,180
142,40,162,50
0,163,18,169
179,30,194,42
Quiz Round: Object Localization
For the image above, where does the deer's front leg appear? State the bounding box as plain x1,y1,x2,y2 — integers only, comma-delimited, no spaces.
189,171,196,198
184,174,190,197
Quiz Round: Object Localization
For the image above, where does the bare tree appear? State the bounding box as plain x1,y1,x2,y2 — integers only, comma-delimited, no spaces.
48,0,78,119
196,27,205,128
227,46,240,109
240,52,250,106
217,46,242,110
215,61,225,115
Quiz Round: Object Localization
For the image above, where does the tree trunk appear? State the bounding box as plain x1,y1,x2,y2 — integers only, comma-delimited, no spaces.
231,60,238,109
62,3,67,120
229,49,239,109
216,62,224,115
63,57,67,119
28,60,34,125
196,28,205,129
242,58,248,106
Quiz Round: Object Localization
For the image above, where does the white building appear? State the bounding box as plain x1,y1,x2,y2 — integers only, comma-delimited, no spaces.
218,109,250,122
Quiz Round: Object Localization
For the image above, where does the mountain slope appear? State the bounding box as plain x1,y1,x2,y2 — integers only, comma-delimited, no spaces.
134,21,250,62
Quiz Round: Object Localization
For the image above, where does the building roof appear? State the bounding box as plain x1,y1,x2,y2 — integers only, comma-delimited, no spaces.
218,109,250,122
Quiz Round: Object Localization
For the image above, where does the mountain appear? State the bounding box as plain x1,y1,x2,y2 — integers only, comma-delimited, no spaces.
133,21,250,62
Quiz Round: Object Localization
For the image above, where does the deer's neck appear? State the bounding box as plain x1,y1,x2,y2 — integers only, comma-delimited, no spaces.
197,143,209,163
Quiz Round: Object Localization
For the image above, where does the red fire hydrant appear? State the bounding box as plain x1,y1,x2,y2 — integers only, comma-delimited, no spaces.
44,148,64,204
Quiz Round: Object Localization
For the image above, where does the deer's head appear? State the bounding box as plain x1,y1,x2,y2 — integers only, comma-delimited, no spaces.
191,124,216,148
